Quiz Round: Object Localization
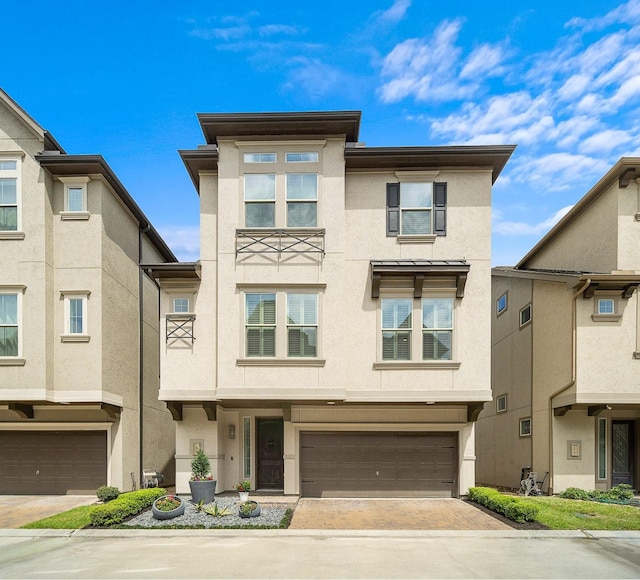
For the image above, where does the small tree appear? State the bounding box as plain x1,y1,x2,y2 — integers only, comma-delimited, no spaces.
191,448,212,481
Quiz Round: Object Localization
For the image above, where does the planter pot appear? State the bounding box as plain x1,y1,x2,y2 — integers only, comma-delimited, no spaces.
152,496,185,520
238,491,250,502
238,500,261,518
189,479,217,505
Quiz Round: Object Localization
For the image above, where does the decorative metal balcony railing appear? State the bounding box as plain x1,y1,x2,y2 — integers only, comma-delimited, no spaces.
236,228,325,257
166,314,196,343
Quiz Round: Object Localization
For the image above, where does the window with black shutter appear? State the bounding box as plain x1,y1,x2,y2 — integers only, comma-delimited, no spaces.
386,182,447,237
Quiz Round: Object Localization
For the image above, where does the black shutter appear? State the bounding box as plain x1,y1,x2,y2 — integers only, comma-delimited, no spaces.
386,183,400,237
434,182,447,236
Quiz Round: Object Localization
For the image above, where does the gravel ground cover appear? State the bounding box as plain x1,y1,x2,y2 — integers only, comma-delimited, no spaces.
124,497,290,528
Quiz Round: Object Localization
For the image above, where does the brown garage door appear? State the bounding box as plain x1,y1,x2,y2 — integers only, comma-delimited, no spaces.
300,431,457,498
0,431,107,494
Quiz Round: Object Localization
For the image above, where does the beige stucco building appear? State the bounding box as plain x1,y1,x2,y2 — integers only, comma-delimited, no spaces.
0,89,176,494
148,111,514,497
477,159,640,494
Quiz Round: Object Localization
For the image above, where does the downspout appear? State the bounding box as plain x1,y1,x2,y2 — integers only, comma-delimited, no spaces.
547,277,591,494
138,224,151,488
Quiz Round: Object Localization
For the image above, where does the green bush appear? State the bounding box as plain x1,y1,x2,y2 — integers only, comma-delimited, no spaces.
96,486,120,503
89,488,165,526
559,487,591,500
608,484,634,501
559,484,634,503
468,487,539,523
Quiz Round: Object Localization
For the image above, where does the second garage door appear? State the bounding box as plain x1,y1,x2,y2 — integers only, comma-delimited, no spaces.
0,431,107,495
300,431,458,498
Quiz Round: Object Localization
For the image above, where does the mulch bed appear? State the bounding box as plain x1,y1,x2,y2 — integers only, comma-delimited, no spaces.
463,499,549,530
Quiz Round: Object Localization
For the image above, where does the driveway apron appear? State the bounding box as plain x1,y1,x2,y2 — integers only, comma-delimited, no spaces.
288,498,512,530
0,495,96,528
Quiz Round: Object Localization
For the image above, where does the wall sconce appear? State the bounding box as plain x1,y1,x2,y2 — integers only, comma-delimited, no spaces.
229,424,236,439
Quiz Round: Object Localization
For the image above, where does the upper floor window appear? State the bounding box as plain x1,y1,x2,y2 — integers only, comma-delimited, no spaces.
381,298,412,360
244,153,276,163
286,152,318,163
0,293,18,356
245,293,276,357
68,297,85,334
60,291,90,341
60,176,90,218
422,298,453,361
286,174,317,227
597,298,614,315
0,159,19,232
244,174,276,227
519,303,532,328
287,293,317,357
173,297,190,313
496,292,508,316
386,182,447,237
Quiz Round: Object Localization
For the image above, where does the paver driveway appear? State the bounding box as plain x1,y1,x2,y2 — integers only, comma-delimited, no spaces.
289,498,512,530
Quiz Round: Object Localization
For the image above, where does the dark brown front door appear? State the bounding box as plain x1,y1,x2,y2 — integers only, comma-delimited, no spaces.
612,421,635,488
257,418,284,490
0,430,107,494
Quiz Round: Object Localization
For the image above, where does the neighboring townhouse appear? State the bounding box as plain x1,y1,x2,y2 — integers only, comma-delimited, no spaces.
477,158,640,494
147,111,514,497
0,89,177,494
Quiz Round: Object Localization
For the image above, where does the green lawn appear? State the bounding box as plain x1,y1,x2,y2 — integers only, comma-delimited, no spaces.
21,505,94,529
529,496,640,530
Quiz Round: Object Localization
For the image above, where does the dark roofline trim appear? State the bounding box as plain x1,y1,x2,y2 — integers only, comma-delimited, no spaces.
178,148,219,193
35,154,176,262
142,262,202,280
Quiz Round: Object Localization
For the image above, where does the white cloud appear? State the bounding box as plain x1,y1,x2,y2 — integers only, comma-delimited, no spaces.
566,0,640,31
282,58,359,100
460,44,507,80
258,24,300,37
512,153,610,191
158,226,200,263
493,205,574,236
189,25,251,41
375,0,411,24
578,129,634,155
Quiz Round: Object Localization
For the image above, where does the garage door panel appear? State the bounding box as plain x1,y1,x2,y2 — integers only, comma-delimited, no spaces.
0,431,107,495
300,431,457,498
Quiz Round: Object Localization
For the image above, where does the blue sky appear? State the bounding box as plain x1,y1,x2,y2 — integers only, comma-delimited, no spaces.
4,1,640,264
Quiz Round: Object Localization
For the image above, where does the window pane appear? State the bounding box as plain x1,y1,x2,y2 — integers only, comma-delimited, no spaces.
245,203,275,227
246,327,275,357
286,152,318,162
423,299,453,329
246,294,276,324
598,299,614,314
286,174,317,200
402,210,431,234
598,418,607,479
382,331,410,360
287,202,316,227
173,298,189,312
243,417,251,478
288,327,317,357
382,299,412,330
244,153,276,163
0,178,17,204
0,207,17,231
423,330,452,360
245,174,275,200
68,187,84,211
69,298,83,334
0,161,17,170
0,295,17,325
401,183,432,208
0,326,18,356
288,294,317,325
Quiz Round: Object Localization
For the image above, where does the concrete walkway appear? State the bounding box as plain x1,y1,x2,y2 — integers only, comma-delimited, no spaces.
0,495,96,528
289,498,512,530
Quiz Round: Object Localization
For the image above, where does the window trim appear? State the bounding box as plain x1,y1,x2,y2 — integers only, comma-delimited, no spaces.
422,297,454,362
592,294,622,322
244,173,277,228
59,176,90,219
60,291,90,341
381,297,413,361
286,173,318,228
519,303,532,328
519,417,532,437
0,290,21,358
0,155,22,235
496,394,507,413
496,292,508,316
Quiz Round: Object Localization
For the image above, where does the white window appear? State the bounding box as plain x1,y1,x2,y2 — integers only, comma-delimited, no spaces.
401,182,432,235
286,152,318,163
0,293,19,356
244,153,276,163
286,174,317,227
422,298,453,360
381,298,412,360
173,297,190,313
520,417,532,437
496,292,507,316
63,293,89,337
244,174,276,227
60,176,90,217
497,395,507,413
597,298,615,314
519,304,532,327
0,159,19,232
244,291,320,359
287,294,317,357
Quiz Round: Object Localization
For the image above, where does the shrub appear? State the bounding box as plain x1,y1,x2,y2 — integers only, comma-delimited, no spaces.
468,487,539,523
90,488,165,526
96,486,120,503
191,448,213,481
559,484,634,503
607,484,634,501
559,487,590,501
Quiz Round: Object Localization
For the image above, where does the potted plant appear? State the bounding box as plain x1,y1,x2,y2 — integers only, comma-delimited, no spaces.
189,447,217,504
152,495,185,520
238,500,261,518
234,480,251,502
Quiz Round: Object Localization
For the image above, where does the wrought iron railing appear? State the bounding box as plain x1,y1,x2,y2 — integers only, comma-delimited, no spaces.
166,314,196,343
236,228,325,256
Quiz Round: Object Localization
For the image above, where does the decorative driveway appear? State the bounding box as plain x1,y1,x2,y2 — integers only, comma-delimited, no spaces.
288,498,512,530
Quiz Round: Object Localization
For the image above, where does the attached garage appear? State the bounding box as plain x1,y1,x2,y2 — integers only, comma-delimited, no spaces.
0,431,107,495
300,431,458,498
